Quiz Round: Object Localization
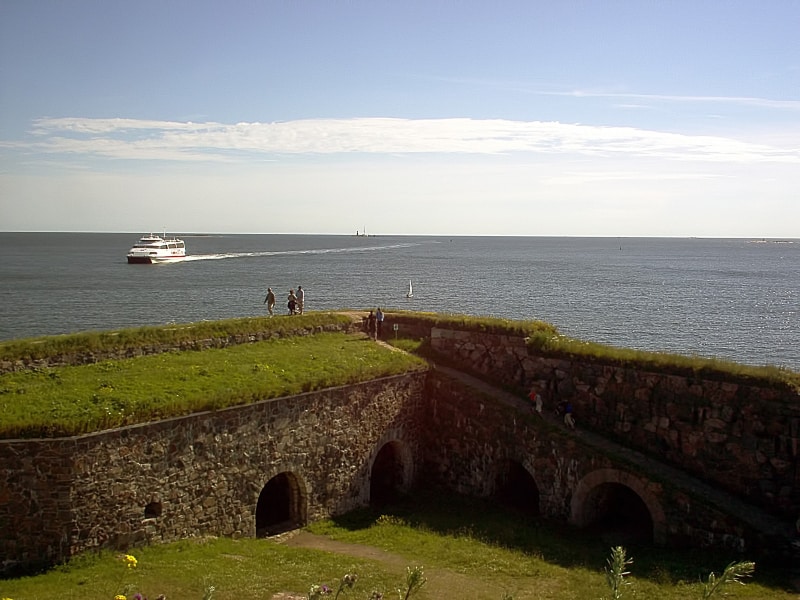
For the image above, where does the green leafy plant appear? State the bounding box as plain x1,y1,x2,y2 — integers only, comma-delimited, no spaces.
307,567,426,600
202,582,216,600
604,546,633,600
601,546,756,600
398,566,426,600
308,570,359,599
702,560,755,599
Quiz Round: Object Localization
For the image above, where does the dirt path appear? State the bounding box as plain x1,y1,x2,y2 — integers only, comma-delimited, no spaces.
274,531,543,600
283,530,410,569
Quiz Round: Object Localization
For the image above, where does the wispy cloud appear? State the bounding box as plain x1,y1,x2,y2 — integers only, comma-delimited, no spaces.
430,76,800,111
9,116,800,164
538,170,728,185
554,90,800,111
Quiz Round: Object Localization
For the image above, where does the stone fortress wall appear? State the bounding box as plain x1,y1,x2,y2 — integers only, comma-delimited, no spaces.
421,366,773,553
0,373,426,574
2,315,799,575
428,327,800,520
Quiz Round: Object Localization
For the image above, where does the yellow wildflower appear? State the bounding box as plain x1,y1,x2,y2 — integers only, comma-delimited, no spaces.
114,595,127,600
123,554,138,569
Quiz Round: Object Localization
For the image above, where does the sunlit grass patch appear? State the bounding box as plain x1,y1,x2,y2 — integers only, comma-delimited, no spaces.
0,312,354,362
0,332,425,439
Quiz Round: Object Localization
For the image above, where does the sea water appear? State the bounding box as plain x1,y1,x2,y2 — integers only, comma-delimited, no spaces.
0,233,797,370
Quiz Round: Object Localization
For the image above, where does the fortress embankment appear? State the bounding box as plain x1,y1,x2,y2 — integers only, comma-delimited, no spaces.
1,313,798,576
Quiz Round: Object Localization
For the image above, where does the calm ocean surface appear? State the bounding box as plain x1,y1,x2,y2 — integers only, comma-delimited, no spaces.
0,233,797,371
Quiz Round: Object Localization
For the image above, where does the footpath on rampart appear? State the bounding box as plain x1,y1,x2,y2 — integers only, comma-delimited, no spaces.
431,363,795,545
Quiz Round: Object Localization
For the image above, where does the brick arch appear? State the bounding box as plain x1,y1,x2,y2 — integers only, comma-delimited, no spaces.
255,470,309,537
570,468,666,545
493,457,541,515
368,430,415,505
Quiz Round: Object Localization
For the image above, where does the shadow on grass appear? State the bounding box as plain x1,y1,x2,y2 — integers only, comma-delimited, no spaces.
327,488,794,593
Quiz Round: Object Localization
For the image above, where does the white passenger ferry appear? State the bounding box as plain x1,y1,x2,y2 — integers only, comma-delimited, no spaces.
126,233,186,264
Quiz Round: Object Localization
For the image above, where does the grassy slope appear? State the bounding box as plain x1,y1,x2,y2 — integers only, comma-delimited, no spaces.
0,331,425,439
2,307,797,437
0,312,356,362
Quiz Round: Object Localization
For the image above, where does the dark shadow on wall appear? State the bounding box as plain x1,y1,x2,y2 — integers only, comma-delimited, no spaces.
370,441,405,508
256,471,307,537
494,459,541,516
578,482,654,545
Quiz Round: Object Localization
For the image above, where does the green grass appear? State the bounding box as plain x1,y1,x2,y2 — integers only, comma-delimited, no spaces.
0,537,401,600
0,312,355,363
5,308,796,392
1,492,794,600
0,332,426,439
309,492,794,599
2,308,796,438
386,337,426,354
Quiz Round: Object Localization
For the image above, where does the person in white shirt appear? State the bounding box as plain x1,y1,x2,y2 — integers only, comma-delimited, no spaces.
263,287,276,316
376,307,384,338
528,388,543,416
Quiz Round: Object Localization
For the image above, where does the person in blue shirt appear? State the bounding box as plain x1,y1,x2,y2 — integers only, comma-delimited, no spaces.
564,401,576,429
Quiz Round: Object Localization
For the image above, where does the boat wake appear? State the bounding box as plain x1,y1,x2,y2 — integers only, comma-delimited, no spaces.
180,242,421,263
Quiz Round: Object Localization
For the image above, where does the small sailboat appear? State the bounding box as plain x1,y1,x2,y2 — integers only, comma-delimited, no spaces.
406,279,413,298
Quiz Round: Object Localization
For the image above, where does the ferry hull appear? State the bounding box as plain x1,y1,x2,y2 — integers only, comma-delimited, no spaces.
127,256,155,264
127,255,185,264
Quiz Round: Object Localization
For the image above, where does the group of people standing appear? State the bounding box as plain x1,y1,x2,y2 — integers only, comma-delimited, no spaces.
366,307,384,340
528,387,575,429
263,285,304,316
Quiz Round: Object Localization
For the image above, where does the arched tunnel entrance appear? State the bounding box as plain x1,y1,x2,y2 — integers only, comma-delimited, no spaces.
370,441,406,507
578,482,654,544
494,459,540,515
255,471,306,537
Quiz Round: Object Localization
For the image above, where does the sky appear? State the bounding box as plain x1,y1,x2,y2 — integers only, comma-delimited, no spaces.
1,1,799,237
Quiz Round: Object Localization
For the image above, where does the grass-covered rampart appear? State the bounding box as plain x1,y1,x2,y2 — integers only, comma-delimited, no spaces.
0,328,426,439
0,312,356,364
1,309,796,439
388,310,800,392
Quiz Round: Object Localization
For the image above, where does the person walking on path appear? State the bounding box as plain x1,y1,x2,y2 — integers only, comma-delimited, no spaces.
296,286,305,314
263,287,276,316
367,310,377,340
564,401,576,429
376,307,384,338
528,387,543,416
287,289,297,315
